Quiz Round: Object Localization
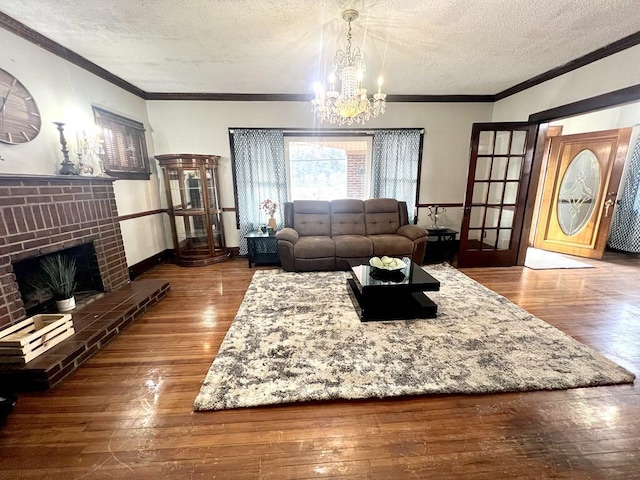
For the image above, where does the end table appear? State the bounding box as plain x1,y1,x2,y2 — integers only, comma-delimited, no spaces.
245,231,280,268
424,228,458,263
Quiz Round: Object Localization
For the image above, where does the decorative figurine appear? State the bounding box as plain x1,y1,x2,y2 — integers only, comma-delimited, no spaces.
427,205,446,229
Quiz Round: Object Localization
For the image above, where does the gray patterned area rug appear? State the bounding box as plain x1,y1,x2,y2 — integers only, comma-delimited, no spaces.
194,264,635,411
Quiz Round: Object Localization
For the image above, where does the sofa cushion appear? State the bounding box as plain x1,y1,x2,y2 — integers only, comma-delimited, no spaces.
365,198,401,235
293,200,331,236
331,199,366,236
334,235,373,258
369,234,414,256
294,236,335,259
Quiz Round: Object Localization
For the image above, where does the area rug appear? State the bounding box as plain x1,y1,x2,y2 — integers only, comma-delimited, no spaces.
525,247,594,269
193,264,634,411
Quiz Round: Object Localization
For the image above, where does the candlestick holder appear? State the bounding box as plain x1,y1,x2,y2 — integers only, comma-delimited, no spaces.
53,122,78,175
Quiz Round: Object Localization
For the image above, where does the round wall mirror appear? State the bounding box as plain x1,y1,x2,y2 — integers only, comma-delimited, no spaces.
557,149,600,236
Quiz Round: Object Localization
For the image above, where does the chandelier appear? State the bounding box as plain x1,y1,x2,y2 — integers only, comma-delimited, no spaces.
311,9,386,126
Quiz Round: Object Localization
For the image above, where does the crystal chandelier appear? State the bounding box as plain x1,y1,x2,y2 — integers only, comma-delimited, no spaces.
311,9,386,126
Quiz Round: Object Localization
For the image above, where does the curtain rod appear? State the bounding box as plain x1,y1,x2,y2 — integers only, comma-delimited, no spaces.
228,127,425,134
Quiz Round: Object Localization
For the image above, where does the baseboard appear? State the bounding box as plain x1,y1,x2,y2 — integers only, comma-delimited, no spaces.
228,247,240,257
129,249,174,279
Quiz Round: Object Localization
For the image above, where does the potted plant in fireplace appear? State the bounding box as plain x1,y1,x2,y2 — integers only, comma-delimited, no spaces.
32,255,78,312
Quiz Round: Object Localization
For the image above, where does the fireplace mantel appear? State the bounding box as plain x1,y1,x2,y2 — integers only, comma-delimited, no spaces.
0,173,116,182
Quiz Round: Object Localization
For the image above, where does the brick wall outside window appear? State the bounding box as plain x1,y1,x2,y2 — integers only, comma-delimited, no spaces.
346,151,366,199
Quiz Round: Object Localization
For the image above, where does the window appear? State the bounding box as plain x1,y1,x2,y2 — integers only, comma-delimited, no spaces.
230,128,423,246
92,106,151,180
285,137,372,201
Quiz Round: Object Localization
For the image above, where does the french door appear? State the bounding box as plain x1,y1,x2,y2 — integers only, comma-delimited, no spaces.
533,128,632,258
458,123,538,267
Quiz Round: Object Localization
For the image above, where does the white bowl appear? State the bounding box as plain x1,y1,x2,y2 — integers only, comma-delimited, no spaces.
369,256,406,271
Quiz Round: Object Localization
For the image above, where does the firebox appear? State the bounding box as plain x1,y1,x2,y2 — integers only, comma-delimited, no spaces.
13,242,105,316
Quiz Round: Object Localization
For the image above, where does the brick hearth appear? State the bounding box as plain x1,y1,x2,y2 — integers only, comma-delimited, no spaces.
0,279,169,391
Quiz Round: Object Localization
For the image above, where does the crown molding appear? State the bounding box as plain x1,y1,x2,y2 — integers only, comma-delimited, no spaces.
0,11,146,99
144,92,312,101
529,83,640,123
387,94,494,103
495,30,640,101
145,92,495,102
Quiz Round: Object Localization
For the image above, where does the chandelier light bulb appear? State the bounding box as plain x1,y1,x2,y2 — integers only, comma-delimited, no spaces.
313,81,324,99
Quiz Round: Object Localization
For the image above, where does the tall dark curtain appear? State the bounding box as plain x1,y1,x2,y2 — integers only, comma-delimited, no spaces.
608,133,640,253
232,129,287,255
370,129,422,219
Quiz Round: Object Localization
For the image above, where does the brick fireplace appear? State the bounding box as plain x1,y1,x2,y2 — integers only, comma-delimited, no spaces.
0,174,170,390
0,174,130,328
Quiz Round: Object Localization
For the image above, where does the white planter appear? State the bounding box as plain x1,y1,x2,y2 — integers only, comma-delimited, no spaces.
56,296,76,312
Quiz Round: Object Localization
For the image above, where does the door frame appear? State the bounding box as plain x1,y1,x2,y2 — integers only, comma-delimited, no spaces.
517,86,640,265
515,122,548,265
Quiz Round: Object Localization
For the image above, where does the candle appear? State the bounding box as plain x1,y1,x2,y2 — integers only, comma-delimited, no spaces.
328,72,335,92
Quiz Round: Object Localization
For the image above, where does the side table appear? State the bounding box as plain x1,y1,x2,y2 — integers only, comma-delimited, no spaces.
245,231,280,268
424,228,458,264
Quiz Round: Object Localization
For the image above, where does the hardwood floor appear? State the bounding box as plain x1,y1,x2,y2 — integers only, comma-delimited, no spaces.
1,253,638,479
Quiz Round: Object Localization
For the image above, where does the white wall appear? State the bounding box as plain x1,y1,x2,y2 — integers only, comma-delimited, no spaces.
147,101,493,245
0,29,167,267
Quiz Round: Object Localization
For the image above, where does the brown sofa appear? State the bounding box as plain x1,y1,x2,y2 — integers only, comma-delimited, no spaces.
276,198,427,271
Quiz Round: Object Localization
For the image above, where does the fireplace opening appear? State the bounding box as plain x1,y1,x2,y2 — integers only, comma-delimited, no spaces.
14,242,105,316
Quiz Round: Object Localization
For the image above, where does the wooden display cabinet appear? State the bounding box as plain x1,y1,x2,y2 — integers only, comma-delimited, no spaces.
156,154,230,266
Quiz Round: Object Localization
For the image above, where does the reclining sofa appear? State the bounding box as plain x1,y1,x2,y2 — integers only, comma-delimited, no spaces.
276,198,427,271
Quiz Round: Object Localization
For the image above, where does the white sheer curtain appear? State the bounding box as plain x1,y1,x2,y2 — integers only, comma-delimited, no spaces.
232,129,287,255
370,129,422,219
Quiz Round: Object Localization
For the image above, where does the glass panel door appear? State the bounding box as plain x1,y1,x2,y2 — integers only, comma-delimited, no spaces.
458,123,538,267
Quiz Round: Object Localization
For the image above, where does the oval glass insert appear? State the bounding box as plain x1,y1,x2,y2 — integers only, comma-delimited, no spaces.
557,149,600,236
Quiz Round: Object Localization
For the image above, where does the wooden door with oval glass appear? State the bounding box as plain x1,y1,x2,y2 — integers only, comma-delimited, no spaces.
533,128,632,258
458,123,538,267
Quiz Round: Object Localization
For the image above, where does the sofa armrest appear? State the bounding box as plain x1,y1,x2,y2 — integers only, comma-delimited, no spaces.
276,227,299,244
397,224,427,242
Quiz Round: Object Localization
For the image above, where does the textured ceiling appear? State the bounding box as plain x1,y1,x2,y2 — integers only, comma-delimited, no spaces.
1,0,640,96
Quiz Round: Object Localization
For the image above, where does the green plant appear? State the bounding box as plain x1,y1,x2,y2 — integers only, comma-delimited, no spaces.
32,255,77,301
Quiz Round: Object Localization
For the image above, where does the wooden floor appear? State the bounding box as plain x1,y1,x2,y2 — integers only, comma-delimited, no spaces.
1,252,639,479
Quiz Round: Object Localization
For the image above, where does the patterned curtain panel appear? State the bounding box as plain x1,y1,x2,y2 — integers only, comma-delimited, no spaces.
608,134,640,253
370,129,422,219
233,129,287,255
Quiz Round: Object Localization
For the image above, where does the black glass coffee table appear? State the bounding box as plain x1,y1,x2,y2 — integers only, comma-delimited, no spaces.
347,258,440,321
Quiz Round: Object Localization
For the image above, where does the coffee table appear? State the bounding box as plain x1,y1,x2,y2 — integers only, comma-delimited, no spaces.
347,258,440,321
